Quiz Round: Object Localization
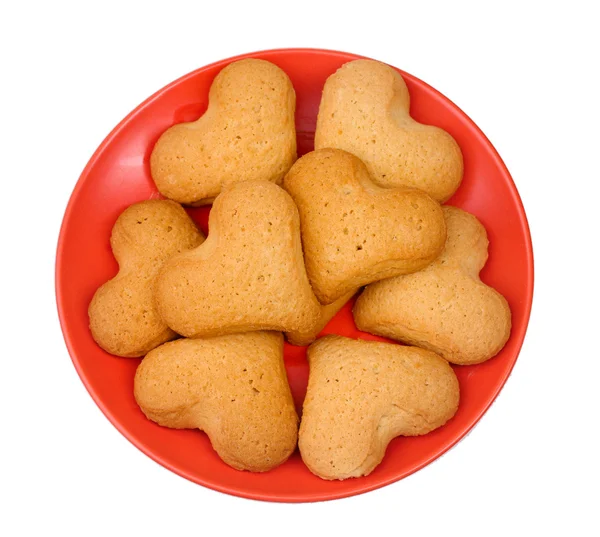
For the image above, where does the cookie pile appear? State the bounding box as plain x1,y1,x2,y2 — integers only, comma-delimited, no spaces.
89,58,511,480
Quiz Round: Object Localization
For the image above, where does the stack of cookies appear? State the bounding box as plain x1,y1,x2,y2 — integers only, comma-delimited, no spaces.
88,58,511,480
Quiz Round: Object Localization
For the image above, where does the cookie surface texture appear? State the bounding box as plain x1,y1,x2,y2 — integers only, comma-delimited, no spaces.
315,59,463,202
156,181,322,338
151,58,297,205
354,206,511,365
299,335,459,480
88,200,204,357
283,149,446,304
134,332,298,472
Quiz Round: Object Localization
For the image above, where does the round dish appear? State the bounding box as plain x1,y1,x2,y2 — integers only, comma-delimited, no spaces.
56,48,533,502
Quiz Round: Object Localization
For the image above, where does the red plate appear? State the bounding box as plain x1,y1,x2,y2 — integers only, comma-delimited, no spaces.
56,48,533,502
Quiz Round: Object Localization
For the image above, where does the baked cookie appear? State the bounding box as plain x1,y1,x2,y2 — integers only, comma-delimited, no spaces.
88,200,204,357
151,58,297,205
283,149,446,304
354,206,511,365
315,59,463,202
156,181,322,338
134,332,298,472
299,335,459,480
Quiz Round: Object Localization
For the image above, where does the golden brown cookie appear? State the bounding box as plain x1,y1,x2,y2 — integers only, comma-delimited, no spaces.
283,149,446,304
150,58,297,205
134,332,298,472
285,289,357,346
315,60,463,202
88,200,204,357
156,180,322,338
299,335,459,480
354,206,511,365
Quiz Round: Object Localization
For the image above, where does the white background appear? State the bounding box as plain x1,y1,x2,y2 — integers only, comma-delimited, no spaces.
2,1,598,535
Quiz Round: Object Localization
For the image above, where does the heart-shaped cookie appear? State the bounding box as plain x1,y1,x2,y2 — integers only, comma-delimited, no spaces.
88,200,204,357
156,181,322,338
150,58,297,205
354,206,512,365
299,335,459,480
315,59,463,202
283,149,447,304
134,332,298,472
